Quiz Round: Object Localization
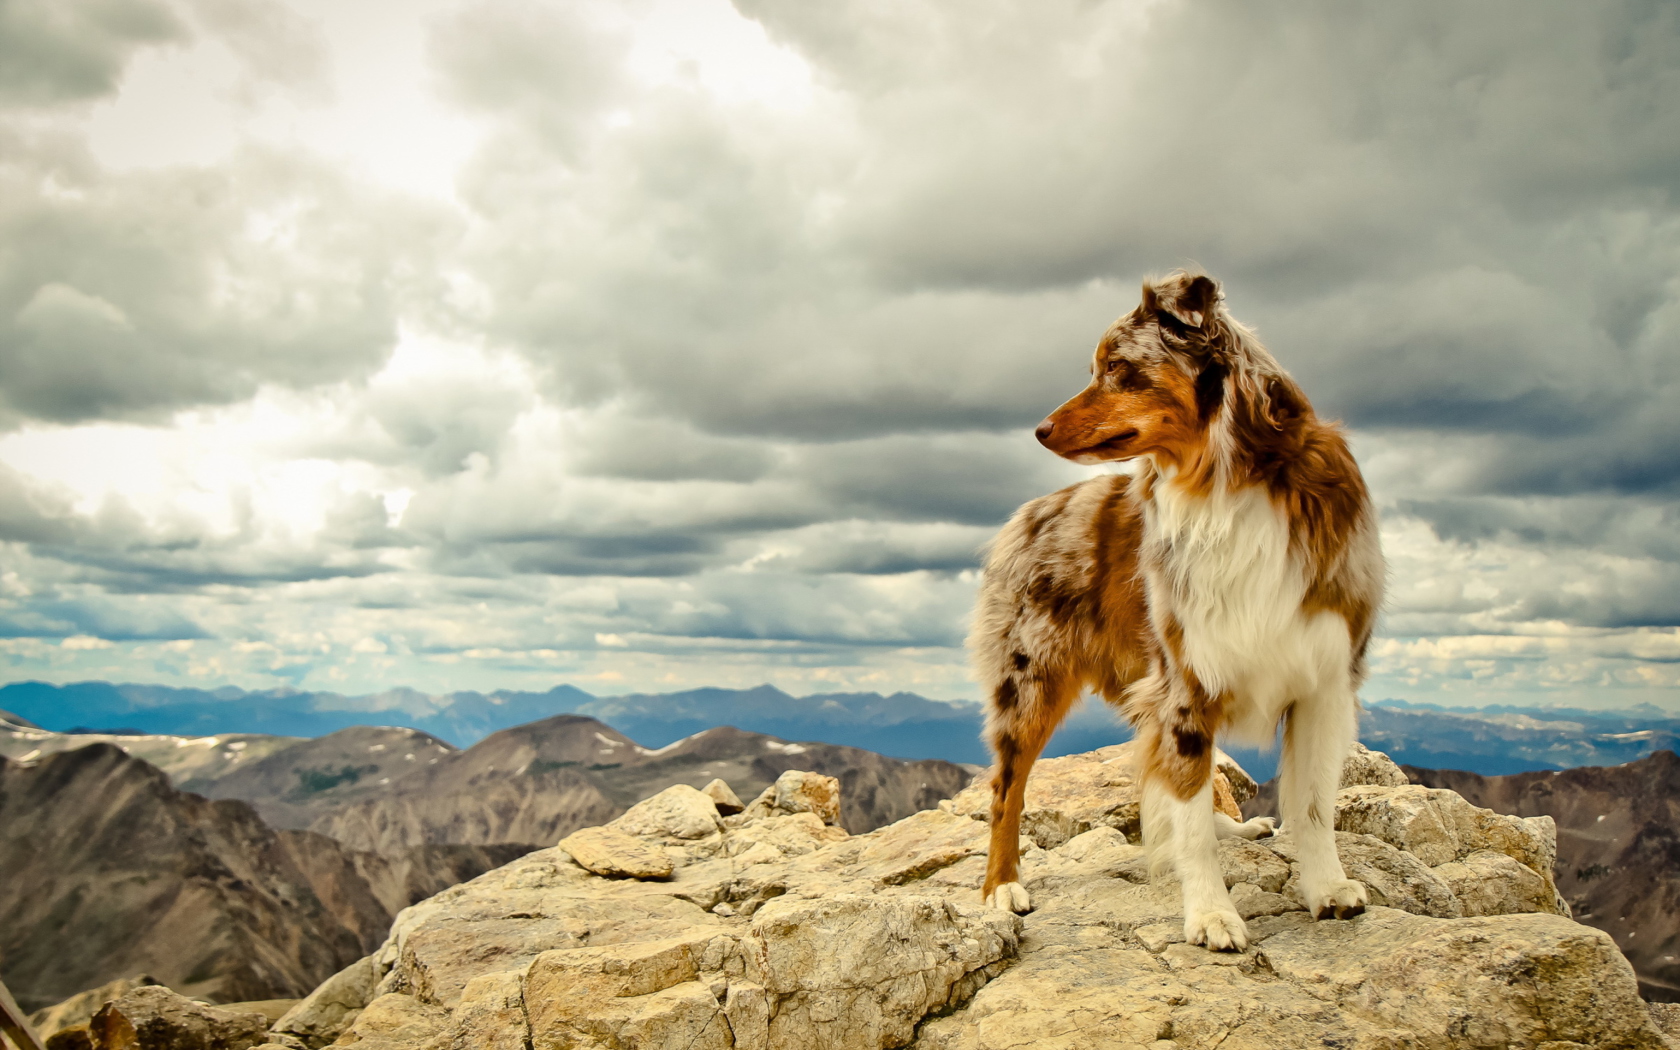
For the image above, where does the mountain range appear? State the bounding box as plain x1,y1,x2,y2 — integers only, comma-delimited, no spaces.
0,705,973,1010
10,680,1680,776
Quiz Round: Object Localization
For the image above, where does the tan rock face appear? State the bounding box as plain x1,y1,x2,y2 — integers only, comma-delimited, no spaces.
702,779,745,816
560,826,676,880
271,957,378,1050
1340,740,1409,788
87,986,269,1050
275,749,1667,1050
30,976,161,1041
740,770,843,827
609,785,723,841
327,995,447,1049
1334,782,1569,916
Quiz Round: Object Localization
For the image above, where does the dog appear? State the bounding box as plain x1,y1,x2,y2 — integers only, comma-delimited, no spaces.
969,270,1382,951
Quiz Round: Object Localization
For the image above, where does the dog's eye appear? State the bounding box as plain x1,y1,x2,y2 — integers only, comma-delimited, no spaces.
1105,358,1124,373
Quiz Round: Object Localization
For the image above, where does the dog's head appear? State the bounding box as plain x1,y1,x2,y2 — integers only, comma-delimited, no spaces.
1035,270,1231,466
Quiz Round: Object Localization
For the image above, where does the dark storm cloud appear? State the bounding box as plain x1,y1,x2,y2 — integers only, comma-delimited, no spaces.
0,594,207,640
1403,496,1680,563
0,134,456,425
796,431,1083,526
0,0,184,105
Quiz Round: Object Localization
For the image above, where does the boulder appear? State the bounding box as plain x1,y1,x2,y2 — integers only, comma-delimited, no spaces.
1340,740,1409,788
324,995,446,1049
1334,782,1569,917
741,895,1017,1050
269,758,1669,1050
702,779,745,815
87,986,268,1050
560,825,675,880
46,1028,94,1050
739,771,842,827
270,957,379,1050
31,977,162,1043
946,742,1251,848
609,785,723,841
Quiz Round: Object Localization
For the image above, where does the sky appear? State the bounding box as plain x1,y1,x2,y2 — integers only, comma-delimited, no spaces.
0,0,1677,711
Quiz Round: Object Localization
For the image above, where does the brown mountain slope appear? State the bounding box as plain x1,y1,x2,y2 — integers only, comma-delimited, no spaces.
202,715,974,852
311,719,974,849
1406,750,1680,1001
0,744,527,1011
196,724,459,829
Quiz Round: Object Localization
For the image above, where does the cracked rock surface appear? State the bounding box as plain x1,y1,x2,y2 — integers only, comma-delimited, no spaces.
269,743,1673,1050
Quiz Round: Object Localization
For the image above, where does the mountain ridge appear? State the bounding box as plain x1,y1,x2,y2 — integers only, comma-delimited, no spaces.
6,679,1680,776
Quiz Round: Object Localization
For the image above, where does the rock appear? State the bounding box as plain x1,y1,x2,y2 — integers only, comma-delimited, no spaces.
1258,909,1664,1050
560,826,675,880
87,986,269,1050
443,971,526,1050
721,813,848,863
46,1027,93,1050
269,758,1670,1050
1433,848,1560,917
947,742,1248,849
31,976,162,1041
701,779,744,815
271,957,378,1050
948,743,1142,847
212,1004,295,1026
1271,830,1463,918
1340,740,1409,788
523,930,735,1050
326,994,447,1049
1648,1001,1680,1040
609,784,723,840
740,770,842,827
1213,748,1258,803
1336,783,1553,871
743,895,1017,1049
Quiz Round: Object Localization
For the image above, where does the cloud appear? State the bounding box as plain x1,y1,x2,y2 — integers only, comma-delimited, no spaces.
0,0,1675,713
0,0,185,106
0,136,460,423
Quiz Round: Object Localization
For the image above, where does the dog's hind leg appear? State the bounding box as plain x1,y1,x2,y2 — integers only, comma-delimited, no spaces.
1214,811,1277,840
1279,691,1367,920
980,665,1078,914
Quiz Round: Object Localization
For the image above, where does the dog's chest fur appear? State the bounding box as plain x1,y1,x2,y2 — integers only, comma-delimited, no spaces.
1141,476,1350,733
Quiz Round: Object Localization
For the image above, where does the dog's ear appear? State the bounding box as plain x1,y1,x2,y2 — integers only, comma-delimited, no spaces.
1142,272,1220,330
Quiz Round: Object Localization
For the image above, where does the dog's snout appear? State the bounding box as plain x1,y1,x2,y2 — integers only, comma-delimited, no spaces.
1034,418,1055,444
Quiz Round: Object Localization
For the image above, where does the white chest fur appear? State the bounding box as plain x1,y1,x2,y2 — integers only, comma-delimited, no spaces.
1142,477,1352,737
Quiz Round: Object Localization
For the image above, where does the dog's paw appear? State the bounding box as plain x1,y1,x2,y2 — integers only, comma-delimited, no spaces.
1232,816,1277,840
1184,907,1249,952
1306,879,1368,921
985,881,1032,914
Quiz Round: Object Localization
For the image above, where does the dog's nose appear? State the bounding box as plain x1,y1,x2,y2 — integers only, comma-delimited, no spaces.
1034,419,1055,443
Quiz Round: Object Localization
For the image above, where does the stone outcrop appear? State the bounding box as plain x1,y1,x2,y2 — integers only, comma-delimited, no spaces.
560,827,676,880
260,746,1673,1050
1410,749,1680,1000
86,986,269,1050
30,977,162,1042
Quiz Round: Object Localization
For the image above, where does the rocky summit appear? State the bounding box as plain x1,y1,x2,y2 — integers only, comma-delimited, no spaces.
40,743,1677,1049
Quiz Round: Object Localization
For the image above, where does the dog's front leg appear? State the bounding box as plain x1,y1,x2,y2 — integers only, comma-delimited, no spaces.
1144,772,1248,951
1280,695,1367,920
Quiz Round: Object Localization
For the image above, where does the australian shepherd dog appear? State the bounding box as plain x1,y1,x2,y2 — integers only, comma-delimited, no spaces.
970,270,1383,951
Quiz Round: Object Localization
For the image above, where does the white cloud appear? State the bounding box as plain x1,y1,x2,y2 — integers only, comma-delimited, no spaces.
0,0,1675,715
